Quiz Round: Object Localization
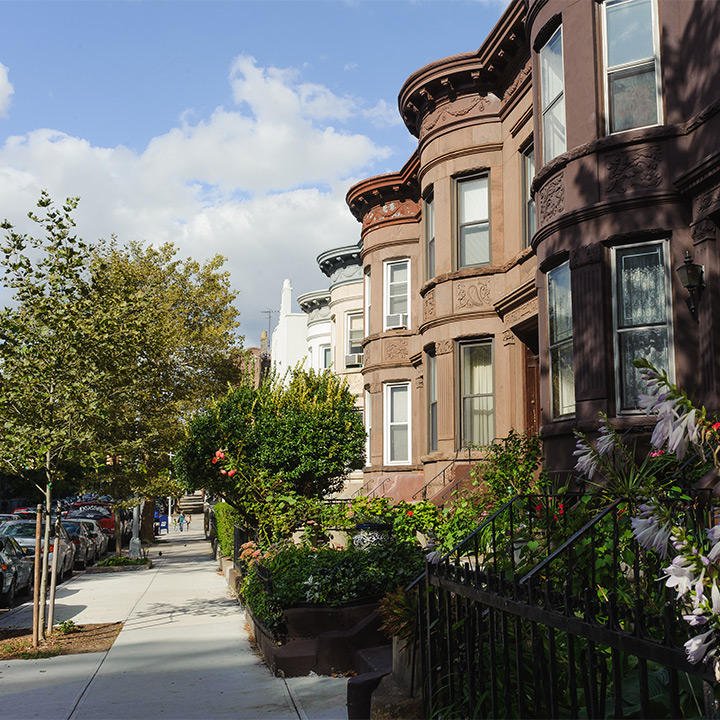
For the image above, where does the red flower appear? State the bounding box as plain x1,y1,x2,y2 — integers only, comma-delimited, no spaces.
535,504,542,512
713,422,720,431
228,469,236,477
407,510,414,516
220,469,227,475
211,457,217,464
558,503,564,515
553,513,559,521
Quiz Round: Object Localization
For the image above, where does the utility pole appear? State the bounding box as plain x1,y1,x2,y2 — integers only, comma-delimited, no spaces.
260,309,278,347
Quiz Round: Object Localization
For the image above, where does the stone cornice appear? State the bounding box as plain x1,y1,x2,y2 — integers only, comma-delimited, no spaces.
297,289,330,314
493,278,536,318
398,0,528,138
346,152,420,226
317,245,361,279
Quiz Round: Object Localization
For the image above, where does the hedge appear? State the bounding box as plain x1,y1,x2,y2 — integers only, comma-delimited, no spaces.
214,501,240,557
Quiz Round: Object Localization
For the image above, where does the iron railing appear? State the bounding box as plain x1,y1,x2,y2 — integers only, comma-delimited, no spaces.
413,492,719,718
412,445,473,501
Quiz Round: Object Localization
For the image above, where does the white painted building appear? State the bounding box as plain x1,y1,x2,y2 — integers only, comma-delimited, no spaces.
270,279,309,380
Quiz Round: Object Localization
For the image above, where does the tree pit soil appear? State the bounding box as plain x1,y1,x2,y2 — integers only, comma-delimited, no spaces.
0,622,123,660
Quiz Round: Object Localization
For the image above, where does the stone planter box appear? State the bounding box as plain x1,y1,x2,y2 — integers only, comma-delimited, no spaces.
85,560,153,574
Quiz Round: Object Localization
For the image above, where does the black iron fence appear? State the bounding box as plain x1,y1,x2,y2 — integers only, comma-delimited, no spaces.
412,493,719,719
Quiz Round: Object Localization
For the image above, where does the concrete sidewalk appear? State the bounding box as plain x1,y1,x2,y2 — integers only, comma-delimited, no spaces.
0,523,348,720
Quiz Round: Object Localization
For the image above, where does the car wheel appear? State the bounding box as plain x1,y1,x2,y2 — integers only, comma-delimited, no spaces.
75,553,86,571
63,558,72,581
0,577,16,608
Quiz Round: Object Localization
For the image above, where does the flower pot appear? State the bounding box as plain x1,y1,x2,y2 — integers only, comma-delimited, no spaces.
353,522,392,550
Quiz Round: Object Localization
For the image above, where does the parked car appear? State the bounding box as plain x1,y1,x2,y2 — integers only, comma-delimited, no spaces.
0,520,76,580
61,521,95,569
76,519,108,558
65,502,115,536
0,534,34,606
0,513,18,527
11,507,39,519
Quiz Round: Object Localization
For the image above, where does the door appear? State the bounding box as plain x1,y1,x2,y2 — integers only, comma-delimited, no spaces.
525,347,541,435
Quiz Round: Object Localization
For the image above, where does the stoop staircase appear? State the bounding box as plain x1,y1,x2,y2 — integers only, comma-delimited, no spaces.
176,490,204,514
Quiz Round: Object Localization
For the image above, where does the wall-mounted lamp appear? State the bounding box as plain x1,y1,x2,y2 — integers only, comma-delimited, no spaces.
676,250,705,317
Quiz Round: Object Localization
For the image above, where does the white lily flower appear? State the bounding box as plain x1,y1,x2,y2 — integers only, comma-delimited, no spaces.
685,628,715,664
712,581,720,615
573,435,598,478
596,426,615,458
663,556,695,598
684,610,710,626
631,512,672,557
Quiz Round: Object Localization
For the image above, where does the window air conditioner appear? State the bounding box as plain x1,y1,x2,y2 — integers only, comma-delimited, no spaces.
345,353,364,368
386,313,408,329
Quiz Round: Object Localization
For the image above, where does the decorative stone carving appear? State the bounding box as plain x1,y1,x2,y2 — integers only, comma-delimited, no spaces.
505,298,538,327
423,288,436,320
414,375,424,389
570,243,604,270
420,95,487,136
368,383,382,394
306,304,331,324
329,263,362,288
537,172,565,224
363,344,373,366
692,219,718,244
695,186,720,220
363,199,420,229
456,281,491,309
605,146,662,194
502,330,515,346
384,339,408,362
435,339,454,355
501,59,532,103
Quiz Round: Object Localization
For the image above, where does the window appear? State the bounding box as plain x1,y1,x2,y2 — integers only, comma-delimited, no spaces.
612,241,673,411
365,391,371,466
603,0,662,134
523,144,536,247
384,260,410,330
364,268,371,337
547,262,575,418
347,313,363,355
384,382,411,464
457,175,490,267
460,342,494,446
321,345,331,369
427,353,438,452
425,193,435,279
540,26,566,163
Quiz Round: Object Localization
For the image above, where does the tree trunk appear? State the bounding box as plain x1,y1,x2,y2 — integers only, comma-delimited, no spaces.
140,499,155,543
114,507,122,555
38,481,51,640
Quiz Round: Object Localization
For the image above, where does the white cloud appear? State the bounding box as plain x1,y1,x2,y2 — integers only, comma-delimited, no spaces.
343,62,359,72
0,63,14,118
363,99,402,128
0,56,390,344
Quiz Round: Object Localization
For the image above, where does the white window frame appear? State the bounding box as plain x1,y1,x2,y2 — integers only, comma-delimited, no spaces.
383,381,411,466
364,390,371,466
601,0,663,136
611,239,675,414
456,173,491,269
425,193,435,280
548,261,575,419
346,312,364,356
427,353,438,452
364,268,371,338
383,259,410,331
540,25,566,164
320,344,331,370
522,143,536,249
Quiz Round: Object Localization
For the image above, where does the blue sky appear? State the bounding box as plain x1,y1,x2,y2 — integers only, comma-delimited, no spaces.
0,0,507,344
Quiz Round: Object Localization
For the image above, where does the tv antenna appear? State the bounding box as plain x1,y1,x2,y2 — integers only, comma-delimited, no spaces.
261,309,279,337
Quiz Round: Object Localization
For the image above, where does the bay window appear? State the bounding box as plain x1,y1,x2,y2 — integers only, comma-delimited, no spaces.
613,241,673,411
427,353,438,452
346,312,363,367
457,174,490,267
384,259,410,330
425,193,435,279
384,382,411,465
540,26,566,163
548,262,575,418
460,341,494,447
603,0,662,134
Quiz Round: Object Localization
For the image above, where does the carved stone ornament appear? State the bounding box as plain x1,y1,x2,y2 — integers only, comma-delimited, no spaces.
505,298,538,327
695,186,720,220
501,59,532,104
692,219,718,244
435,339,454,355
414,375,424,389
569,243,604,270
363,344,373,366
384,339,408,362
423,288,436,321
605,146,662,194
502,330,515,346
537,172,565,225
420,95,487,137
456,281,491,309
363,199,420,229
368,383,382,394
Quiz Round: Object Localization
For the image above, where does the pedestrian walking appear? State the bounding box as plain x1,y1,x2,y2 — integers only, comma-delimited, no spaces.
178,512,186,532
185,514,192,531
171,515,178,532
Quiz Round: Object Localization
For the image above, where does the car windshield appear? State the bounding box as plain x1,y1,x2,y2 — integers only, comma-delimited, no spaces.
62,522,82,534
67,507,111,519
2,523,36,538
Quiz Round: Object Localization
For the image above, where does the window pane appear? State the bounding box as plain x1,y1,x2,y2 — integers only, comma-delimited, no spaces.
548,263,572,344
543,95,566,162
459,176,488,224
427,238,435,278
390,385,408,423
541,28,564,109
462,345,492,396
527,200,536,242
463,396,495,446
609,63,658,133
389,263,407,285
427,355,437,402
429,403,438,452
606,0,654,68
389,291,408,315
323,347,331,368
619,327,668,409
551,341,575,417
460,223,490,266
617,245,665,327
390,425,409,463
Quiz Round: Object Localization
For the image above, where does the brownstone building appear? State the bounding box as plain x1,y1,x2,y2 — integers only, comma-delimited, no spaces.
345,0,720,495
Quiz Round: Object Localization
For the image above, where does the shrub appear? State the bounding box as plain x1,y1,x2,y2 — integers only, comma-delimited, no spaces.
96,555,148,567
214,501,240,557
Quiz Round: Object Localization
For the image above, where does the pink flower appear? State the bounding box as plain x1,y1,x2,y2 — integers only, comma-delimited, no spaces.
211,457,217,464
220,469,227,475
228,469,236,477
651,450,666,458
